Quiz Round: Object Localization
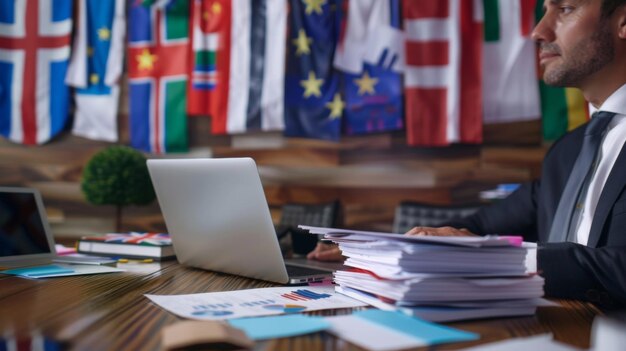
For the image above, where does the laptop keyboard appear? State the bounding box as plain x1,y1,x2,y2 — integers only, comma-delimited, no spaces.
285,264,328,276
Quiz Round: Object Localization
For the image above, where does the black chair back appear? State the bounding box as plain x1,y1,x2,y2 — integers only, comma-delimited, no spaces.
392,201,481,233
277,201,341,255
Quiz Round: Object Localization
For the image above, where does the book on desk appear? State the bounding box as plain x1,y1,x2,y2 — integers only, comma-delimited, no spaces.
77,232,176,260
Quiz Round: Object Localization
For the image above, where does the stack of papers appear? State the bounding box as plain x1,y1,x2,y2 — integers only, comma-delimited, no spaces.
300,226,553,322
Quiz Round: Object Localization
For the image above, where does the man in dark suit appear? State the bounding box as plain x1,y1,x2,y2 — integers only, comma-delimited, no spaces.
407,0,626,307
311,0,626,307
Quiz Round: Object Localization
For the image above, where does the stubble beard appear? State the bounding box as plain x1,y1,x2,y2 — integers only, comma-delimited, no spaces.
542,22,614,87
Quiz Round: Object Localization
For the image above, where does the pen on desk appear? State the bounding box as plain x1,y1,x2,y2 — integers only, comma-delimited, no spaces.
117,258,154,263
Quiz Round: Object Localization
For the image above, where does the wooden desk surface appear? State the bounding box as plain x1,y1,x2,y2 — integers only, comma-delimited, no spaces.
0,261,600,351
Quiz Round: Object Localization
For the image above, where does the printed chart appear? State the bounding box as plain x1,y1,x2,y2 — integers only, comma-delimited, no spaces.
281,289,332,301
146,287,366,320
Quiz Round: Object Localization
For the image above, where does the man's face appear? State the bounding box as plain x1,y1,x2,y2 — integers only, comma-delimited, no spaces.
533,0,615,87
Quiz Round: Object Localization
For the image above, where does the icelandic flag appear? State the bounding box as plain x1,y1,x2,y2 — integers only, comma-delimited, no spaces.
128,0,189,154
334,0,404,135
66,0,125,142
284,0,343,141
0,0,73,145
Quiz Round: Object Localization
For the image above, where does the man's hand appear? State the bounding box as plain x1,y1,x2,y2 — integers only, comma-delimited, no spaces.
405,226,477,236
306,242,344,262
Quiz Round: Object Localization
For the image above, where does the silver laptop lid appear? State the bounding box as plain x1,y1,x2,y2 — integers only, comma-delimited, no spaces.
147,158,290,284
0,187,57,267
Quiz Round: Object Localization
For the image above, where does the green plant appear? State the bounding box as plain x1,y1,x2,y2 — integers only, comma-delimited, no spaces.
81,146,155,232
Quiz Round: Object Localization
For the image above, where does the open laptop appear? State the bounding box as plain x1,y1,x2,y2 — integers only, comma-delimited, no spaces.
147,157,335,284
0,187,122,276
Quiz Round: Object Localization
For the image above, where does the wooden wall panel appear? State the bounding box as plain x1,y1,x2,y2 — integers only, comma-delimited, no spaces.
0,118,549,238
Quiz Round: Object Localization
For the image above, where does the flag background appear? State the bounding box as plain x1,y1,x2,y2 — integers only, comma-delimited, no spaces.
0,0,592,265
223,0,287,134
127,0,189,154
482,0,540,124
334,0,404,135
66,0,125,142
402,0,483,146
0,0,587,148
284,0,343,141
187,0,226,118
0,0,73,145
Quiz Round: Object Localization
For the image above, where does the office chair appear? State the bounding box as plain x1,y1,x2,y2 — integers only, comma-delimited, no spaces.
392,201,481,234
276,201,341,255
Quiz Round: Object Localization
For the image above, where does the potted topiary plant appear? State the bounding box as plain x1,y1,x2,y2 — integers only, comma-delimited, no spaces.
81,146,156,232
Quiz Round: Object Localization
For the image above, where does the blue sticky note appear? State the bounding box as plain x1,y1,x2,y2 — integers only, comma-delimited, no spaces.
1,265,75,277
355,310,479,344
228,315,329,340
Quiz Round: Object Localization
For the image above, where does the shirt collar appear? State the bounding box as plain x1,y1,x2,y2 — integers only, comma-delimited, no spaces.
595,83,626,116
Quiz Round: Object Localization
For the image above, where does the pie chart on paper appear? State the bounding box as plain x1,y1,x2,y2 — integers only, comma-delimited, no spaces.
263,304,307,313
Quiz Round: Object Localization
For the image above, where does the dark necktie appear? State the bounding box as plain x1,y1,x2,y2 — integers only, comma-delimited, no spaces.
547,111,616,243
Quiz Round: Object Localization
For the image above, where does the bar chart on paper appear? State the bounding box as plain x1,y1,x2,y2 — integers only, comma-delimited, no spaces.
145,286,366,320
281,289,332,301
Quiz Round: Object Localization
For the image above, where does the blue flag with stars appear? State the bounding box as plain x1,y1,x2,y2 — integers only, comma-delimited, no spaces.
66,0,125,142
284,0,343,141
333,0,404,135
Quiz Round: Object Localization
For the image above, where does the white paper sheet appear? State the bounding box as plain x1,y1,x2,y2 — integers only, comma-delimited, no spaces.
146,286,366,320
460,334,582,351
326,315,424,351
325,310,478,351
300,225,524,247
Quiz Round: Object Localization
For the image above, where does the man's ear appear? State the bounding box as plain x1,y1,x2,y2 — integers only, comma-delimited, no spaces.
618,5,626,39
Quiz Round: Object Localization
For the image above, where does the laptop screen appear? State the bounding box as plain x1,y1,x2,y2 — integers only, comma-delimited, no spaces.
0,188,53,258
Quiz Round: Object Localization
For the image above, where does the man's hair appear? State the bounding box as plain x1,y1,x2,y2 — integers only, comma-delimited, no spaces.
601,0,626,18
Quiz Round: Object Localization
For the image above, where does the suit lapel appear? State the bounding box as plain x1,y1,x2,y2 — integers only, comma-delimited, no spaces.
588,143,626,247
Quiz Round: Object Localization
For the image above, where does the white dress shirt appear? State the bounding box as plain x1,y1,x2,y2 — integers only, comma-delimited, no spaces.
575,83,626,245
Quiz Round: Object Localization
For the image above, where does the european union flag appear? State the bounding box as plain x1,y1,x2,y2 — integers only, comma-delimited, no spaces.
81,0,114,96
66,0,124,142
341,60,403,135
334,0,404,135
284,0,343,141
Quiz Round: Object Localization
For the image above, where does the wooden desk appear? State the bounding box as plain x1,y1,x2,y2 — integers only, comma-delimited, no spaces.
0,261,600,350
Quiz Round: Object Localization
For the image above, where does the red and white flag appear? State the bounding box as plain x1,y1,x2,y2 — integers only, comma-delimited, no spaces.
402,0,483,146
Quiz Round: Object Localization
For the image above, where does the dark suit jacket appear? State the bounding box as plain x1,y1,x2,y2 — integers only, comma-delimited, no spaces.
447,122,626,307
